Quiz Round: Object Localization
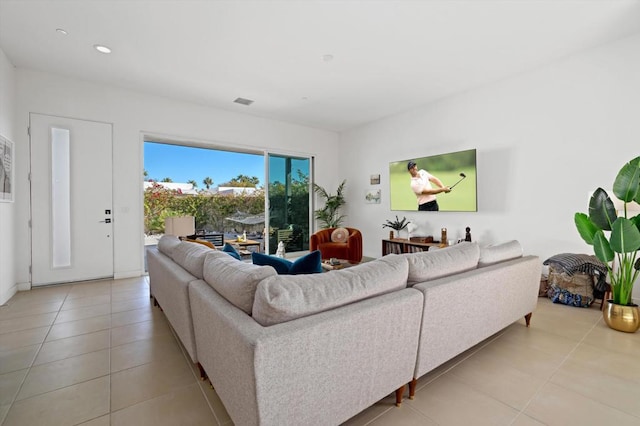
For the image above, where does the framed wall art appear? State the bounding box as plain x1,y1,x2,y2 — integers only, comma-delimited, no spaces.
0,134,14,202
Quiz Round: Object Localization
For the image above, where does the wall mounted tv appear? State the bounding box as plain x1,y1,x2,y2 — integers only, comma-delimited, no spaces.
389,148,477,212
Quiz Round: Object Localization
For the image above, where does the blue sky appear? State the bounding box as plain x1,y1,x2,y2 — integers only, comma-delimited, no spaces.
144,142,265,187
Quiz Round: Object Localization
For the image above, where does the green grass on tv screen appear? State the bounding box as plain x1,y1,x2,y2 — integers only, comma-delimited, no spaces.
389,149,477,212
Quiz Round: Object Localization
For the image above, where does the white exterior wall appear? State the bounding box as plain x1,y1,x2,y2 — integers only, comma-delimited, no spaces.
0,48,16,304
340,34,640,301
11,69,339,288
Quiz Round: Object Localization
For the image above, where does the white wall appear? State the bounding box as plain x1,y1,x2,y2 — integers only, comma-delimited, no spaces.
12,69,339,287
0,48,16,304
340,34,640,300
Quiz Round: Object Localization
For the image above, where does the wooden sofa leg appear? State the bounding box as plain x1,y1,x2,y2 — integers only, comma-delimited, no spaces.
409,378,417,400
197,362,208,381
395,384,405,407
525,312,532,327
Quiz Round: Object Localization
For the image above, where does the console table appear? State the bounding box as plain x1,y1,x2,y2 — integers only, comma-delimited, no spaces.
382,238,445,256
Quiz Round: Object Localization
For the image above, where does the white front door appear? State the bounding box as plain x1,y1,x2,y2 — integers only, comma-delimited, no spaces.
30,113,114,286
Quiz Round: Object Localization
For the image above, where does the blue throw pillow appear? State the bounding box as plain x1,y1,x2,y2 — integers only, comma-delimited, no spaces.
222,243,241,260
290,250,322,275
252,252,292,274
251,250,322,275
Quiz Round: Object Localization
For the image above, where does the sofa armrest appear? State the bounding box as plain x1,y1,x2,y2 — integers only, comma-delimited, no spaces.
189,280,423,426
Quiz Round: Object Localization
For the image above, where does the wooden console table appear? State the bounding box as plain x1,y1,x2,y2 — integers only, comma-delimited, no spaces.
382,238,445,256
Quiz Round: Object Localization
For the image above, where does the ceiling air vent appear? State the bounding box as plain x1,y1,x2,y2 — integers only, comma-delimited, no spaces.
233,97,254,106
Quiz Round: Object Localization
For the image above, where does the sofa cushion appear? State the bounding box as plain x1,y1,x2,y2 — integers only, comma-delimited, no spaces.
478,240,522,267
406,242,480,285
203,251,277,315
222,243,242,260
251,250,322,275
157,235,181,257
171,241,212,279
252,254,409,326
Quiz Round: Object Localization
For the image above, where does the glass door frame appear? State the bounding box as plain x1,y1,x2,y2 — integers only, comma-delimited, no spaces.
264,150,314,255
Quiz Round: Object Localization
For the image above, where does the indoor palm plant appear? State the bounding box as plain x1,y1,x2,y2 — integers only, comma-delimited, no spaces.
313,179,346,228
575,156,640,332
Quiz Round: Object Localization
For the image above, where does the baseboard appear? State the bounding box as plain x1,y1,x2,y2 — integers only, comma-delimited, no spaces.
114,270,143,280
17,282,31,291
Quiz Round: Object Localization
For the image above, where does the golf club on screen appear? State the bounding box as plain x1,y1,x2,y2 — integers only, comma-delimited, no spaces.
449,172,466,189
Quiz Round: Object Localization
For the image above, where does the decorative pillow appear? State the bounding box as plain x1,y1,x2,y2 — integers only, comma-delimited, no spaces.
478,240,522,267
331,227,349,243
252,252,292,274
251,250,322,275
157,235,181,257
222,243,241,260
252,254,409,326
406,242,480,285
290,250,323,274
203,251,277,315
184,238,215,250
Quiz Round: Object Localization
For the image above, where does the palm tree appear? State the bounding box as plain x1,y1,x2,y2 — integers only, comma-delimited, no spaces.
187,179,198,188
161,177,173,182
203,177,213,190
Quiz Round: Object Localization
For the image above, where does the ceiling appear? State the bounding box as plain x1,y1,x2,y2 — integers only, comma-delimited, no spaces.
2,0,640,132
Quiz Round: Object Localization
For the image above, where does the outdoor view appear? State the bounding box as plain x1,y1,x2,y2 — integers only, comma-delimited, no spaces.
144,141,310,255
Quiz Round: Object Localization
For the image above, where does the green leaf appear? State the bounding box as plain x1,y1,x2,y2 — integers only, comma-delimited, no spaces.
574,213,599,245
613,156,640,204
588,188,617,231
592,230,614,263
610,217,640,253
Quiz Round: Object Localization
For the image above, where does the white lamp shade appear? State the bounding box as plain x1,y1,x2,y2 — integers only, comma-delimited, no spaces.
165,216,195,237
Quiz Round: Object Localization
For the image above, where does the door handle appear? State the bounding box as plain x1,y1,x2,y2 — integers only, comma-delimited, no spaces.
99,219,112,223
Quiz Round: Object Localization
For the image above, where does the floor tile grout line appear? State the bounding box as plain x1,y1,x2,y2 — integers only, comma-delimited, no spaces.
510,312,604,425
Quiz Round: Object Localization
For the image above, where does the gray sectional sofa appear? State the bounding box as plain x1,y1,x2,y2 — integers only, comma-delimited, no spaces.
147,236,540,426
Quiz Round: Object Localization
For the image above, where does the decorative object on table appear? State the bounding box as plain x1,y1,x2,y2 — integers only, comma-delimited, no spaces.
365,188,381,204
313,179,347,228
465,227,472,242
574,156,640,332
370,174,380,185
440,228,447,247
382,215,410,239
0,134,14,202
275,241,286,258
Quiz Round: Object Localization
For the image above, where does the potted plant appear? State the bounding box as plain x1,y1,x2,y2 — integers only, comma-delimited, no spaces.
575,156,640,332
383,215,410,239
313,179,346,228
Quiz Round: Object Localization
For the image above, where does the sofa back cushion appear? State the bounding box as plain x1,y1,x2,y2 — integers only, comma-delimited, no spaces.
252,254,409,326
478,240,523,267
203,251,277,315
406,242,480,285
171,241,212,279
157,235,181,257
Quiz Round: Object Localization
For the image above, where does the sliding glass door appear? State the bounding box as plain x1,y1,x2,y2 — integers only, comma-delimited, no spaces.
267,154,311,255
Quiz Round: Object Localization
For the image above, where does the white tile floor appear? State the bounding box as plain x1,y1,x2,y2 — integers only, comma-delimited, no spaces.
1,277,639,425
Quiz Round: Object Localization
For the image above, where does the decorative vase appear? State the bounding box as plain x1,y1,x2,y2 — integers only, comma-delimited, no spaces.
603,301,640,333
389,230,394,239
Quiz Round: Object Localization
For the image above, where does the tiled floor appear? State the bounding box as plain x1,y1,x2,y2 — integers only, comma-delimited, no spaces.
1,278,639,425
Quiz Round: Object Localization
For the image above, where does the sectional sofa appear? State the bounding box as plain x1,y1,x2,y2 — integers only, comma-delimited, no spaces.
147,236,540,425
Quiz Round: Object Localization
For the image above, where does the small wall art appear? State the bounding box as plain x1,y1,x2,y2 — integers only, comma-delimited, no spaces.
370,174,380,185
0,134,14,202
365,188,381,204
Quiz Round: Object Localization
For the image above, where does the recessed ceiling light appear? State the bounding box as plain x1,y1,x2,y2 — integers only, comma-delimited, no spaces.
234,97,254,106
56,28,68,35
93,44,112,54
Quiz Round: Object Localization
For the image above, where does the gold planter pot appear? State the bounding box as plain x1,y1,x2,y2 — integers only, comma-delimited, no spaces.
603,301,640,333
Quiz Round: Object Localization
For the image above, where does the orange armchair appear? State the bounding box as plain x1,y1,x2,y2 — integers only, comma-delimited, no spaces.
310,227,363,264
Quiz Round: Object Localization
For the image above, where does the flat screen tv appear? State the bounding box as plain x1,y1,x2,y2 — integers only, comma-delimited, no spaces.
389,148,477,212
